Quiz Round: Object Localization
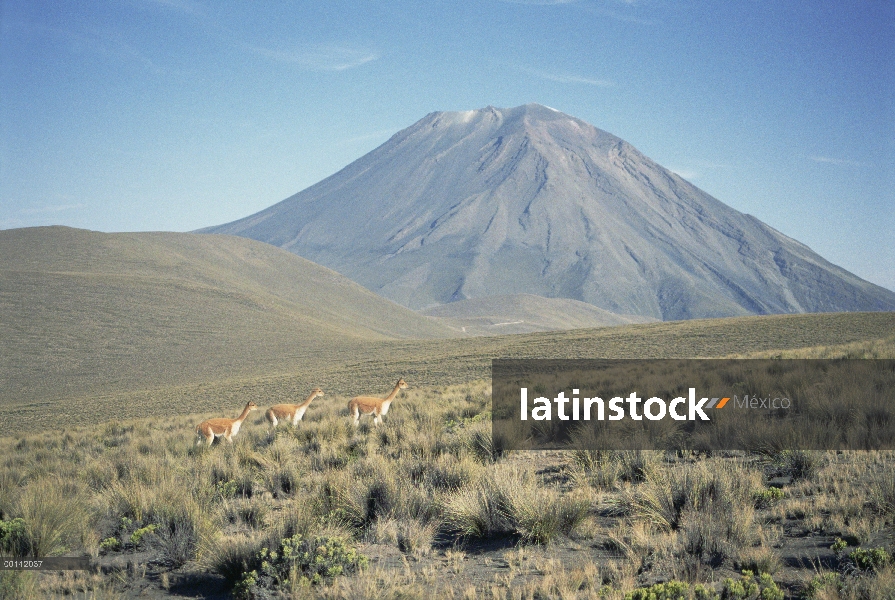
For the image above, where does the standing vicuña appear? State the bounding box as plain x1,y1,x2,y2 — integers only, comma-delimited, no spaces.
195,401,257,445
266,387,325,433
348,378,408,426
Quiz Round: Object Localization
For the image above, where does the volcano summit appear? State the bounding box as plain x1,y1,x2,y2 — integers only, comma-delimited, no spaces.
202,104,895,320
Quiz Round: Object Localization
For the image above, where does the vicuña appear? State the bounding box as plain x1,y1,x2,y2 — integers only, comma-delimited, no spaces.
266,387,325,434
348,378,408,426
196,401,258,445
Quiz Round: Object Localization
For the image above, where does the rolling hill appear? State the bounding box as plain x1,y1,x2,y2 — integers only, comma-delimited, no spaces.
0,226,455,406
202,104,895,320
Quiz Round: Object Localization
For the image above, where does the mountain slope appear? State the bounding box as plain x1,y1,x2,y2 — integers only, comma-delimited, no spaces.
421,294,656,335
202,104,895,319
0,227,454,402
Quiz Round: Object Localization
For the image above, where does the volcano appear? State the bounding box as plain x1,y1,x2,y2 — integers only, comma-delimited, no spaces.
201,104,895,320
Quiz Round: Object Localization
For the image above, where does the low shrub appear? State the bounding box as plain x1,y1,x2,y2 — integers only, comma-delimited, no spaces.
845,546,891,573
233,533,367,598
720,570,783,600
0,517,27,557
752,487,784,509
625,580,717,600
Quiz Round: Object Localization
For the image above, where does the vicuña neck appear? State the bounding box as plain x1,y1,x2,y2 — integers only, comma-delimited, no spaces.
298,391,320,408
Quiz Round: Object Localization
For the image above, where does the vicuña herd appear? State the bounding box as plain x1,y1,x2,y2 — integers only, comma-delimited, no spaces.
194,378,408,446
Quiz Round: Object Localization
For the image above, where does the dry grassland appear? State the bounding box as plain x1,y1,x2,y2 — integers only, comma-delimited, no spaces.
3,312,894,436
1,318,894,599
1,385,893,599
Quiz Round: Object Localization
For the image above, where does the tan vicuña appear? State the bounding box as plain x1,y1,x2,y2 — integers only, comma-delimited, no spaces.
195,401,257,445
266,387,324,433
348,378,407,426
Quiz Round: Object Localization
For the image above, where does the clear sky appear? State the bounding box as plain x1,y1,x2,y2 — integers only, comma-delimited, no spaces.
2,0,893,291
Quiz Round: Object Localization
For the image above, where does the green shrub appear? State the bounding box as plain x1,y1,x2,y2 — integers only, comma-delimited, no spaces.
752,487,784,509
0,518,27,557
129,523,157,547
846,546,891,572
233,534,367,598
99,536,120,553
802,572,840,599
214,479,239,501
830,537,848,557
625,580,718,600
720,570,783,600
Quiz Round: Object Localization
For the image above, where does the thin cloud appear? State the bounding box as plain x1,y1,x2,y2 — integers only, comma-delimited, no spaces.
132,0,205,15
8,20,165,74
668,168,699,181
20,203,87,215
577,1,656,25
248,44,379,71
521,66,613,87
809,155,866,167
498,0,578,5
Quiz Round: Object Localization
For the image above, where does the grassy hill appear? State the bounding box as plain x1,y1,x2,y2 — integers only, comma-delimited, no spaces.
0,227,456,413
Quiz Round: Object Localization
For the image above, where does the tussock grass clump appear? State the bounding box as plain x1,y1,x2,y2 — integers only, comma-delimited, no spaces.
760,448,819,481
463,420,507,464
868,463,895,517
12,476,93,558
623,461,760,533
621,460,764,579
444,464,591,544
443,473,514,539
207,533,265,588
506,485,591,544
148,497,215,567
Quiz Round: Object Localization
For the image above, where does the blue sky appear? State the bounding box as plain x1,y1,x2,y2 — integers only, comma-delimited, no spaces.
2,0,893,291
